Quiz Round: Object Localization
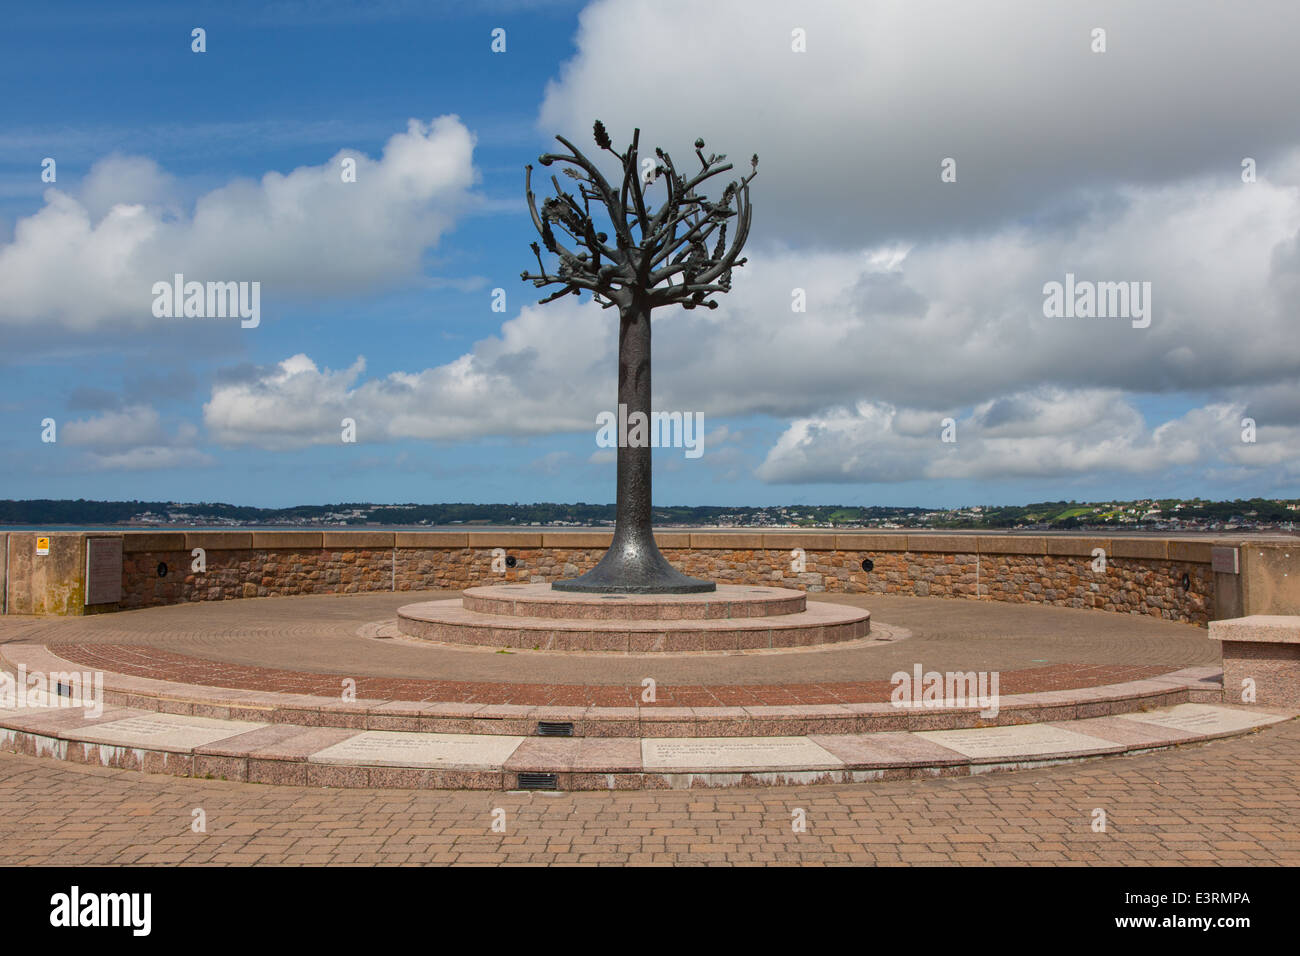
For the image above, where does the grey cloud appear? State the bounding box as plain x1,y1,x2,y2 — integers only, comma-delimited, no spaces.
65,387,123,412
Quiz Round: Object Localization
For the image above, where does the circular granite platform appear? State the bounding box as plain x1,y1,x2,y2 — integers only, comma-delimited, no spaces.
397,584,870,652
0,590,1252,788
0,590,1219,697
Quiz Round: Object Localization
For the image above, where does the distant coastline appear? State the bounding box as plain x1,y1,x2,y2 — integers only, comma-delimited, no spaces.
1,496,1296,534
2,524,1293,538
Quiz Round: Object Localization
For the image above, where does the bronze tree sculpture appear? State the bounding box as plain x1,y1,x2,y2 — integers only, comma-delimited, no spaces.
522,121,757,592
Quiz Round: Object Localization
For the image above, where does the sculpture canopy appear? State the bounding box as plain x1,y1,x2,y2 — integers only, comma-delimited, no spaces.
521,121,756,593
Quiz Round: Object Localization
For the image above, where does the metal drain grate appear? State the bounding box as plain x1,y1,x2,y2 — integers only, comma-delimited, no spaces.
536,721,574,737
517,772,559,791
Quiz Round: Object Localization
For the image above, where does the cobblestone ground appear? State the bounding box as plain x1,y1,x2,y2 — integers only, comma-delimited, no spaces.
0,719,1295,866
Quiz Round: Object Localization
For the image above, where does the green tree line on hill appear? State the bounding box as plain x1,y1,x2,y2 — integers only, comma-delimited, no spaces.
0,497,1294,528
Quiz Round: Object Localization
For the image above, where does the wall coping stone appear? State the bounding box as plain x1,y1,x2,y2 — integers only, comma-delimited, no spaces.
121,532,188,553
184,532,252,550
463,532,543,548
906,534,978,553
761,533,838,550
1046,537,1111,557
540,532,611,548
690,532,764,549
1209,615,1300,644
1108,537,1169,560
975,535,1047,555
394,532,469,548
250,531,324,549
321,531,394,548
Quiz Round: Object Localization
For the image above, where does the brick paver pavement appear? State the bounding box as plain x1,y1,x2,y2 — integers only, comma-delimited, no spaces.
48,642,1174,705
1,716,1294,865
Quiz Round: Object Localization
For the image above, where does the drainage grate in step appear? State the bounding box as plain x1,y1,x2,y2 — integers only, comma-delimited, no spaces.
517,772,559,791
536,721,574,737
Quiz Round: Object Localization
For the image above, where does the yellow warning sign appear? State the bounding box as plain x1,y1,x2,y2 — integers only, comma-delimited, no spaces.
36,537,49,556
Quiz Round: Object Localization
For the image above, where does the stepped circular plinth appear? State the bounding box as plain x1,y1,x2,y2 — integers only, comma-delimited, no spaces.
397,583,869,652
462,583,807,620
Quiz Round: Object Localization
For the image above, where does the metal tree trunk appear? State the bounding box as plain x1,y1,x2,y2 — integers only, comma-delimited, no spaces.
553,295,714,593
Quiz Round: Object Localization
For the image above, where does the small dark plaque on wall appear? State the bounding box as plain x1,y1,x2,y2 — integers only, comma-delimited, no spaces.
85,538,123,605
1211,546,1239,575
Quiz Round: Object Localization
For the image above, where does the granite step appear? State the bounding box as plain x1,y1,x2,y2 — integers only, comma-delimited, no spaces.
0,644,1228,740
0,692,1288,791
397,598,870,651
462,583,809,620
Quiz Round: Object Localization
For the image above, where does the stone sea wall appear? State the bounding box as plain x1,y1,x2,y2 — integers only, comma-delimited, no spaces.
4,529,1292,625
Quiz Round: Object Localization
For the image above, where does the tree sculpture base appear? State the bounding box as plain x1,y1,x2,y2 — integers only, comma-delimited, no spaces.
553,530,715,594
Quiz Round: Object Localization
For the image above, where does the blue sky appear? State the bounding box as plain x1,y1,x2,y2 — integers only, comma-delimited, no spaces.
2,0,1299,510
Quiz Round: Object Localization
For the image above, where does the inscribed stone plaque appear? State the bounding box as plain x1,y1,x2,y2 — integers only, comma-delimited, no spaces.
75,714,266,750
641,736,842,771
917,723,1118,760
85,537,123,605
1211,547,1239,574
1120,703,1286,735
310,731,524,768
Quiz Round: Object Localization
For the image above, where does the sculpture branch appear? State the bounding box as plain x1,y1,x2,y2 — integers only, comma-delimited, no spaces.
525,124,755,309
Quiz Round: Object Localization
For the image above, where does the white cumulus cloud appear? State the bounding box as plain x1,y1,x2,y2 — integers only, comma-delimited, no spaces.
0,116,477,330
203,297,617,448
755,389,1300,484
